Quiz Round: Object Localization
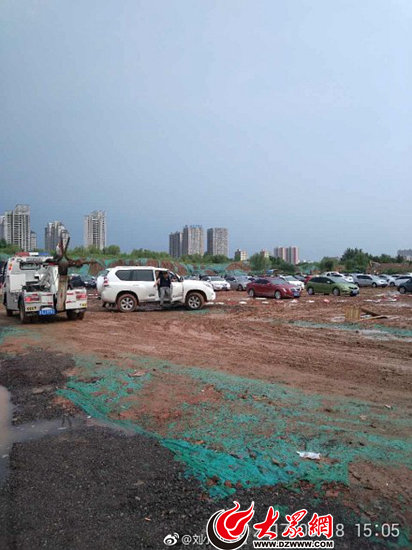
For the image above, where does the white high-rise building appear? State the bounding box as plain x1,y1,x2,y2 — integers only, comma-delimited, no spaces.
207,228,229,257
182,225,204,256
84,211,106,250
2,204,31,250
45,221,69,252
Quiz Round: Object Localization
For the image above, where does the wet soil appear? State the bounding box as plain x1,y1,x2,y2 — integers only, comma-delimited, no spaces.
0,288,411,548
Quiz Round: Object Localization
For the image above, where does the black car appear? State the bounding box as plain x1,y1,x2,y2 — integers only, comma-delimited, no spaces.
69,275,96,289
398,278,412,294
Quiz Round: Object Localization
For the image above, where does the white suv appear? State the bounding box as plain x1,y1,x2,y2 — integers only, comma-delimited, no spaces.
98,267,216,312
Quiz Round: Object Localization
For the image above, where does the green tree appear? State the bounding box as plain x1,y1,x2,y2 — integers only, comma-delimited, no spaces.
103,245,121,255
130,248,171,259
340,248,370,272
319,257,337,271
180,253,204,263
269,257,296,274
0,240,20,254
201,254,230,264
249,252,271,272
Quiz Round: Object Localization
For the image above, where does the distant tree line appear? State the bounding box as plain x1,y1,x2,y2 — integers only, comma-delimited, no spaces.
319,248,407,273
248,253,296,274
1,240,408,275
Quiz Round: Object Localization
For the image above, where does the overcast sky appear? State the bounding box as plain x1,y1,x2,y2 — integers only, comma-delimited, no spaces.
1,0,411,260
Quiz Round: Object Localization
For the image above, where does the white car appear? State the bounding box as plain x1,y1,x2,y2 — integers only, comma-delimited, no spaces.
323,271,354,283
204,276,230,291
380,274,396,286
394,275,412,287
278,275,305,292
227,276,252,291
98,267,216,311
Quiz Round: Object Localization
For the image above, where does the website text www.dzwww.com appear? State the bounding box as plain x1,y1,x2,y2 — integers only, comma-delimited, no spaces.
253,540,334,549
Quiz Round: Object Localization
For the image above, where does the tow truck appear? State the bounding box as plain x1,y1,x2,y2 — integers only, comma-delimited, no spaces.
2,238,90,323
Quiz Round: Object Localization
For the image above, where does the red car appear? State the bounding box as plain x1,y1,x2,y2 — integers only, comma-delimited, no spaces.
246,277,301,300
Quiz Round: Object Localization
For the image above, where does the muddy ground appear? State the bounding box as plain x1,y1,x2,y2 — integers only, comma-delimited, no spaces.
0,288,411,549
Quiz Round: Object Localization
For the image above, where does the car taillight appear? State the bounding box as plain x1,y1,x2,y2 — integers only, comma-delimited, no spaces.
25,294,40,302
103,276,109,287
76,292,87,300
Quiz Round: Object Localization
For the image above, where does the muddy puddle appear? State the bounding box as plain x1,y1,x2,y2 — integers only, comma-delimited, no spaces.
0,385,87,484
0,384,138,484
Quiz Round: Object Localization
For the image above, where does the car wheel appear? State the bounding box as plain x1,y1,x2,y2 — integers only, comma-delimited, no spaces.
390,282,395,287
66,310,79,320
77,311,85,320
19,301,30,324
399,286,406,294
237,284,243,291
274,290,282,300
185,292,204,310
332,287,340,296
307,287,314,295
117,293,138,312
248,289,255,298
372,282,377,288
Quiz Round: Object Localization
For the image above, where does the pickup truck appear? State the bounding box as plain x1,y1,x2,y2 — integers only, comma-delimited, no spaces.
2,254,87,323
97,266,216,311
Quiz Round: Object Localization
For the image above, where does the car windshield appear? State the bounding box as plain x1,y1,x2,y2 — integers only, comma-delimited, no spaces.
271,278,287,285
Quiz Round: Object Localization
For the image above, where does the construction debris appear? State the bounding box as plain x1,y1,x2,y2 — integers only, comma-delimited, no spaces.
345,306,388,323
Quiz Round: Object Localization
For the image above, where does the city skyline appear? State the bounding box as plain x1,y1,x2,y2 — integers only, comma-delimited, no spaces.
1,202,409,261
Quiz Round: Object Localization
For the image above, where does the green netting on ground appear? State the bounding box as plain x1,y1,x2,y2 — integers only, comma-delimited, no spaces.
290,321,412,339
59,355,412,500
0,326,26,345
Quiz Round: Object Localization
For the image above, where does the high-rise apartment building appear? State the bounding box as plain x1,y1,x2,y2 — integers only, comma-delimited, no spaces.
274,246,299,265
260,249,270,259
182,225,204,256
84,210,106,250
207,227,229,257
286,246,299,265
234,249,248,261
273,247,287,261
45,221,69,252
30,231,37,251
2,204,31,250
0,215,6,242
169,231,182,258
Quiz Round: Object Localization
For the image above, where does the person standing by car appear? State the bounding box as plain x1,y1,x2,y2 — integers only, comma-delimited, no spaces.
155,271,173,307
